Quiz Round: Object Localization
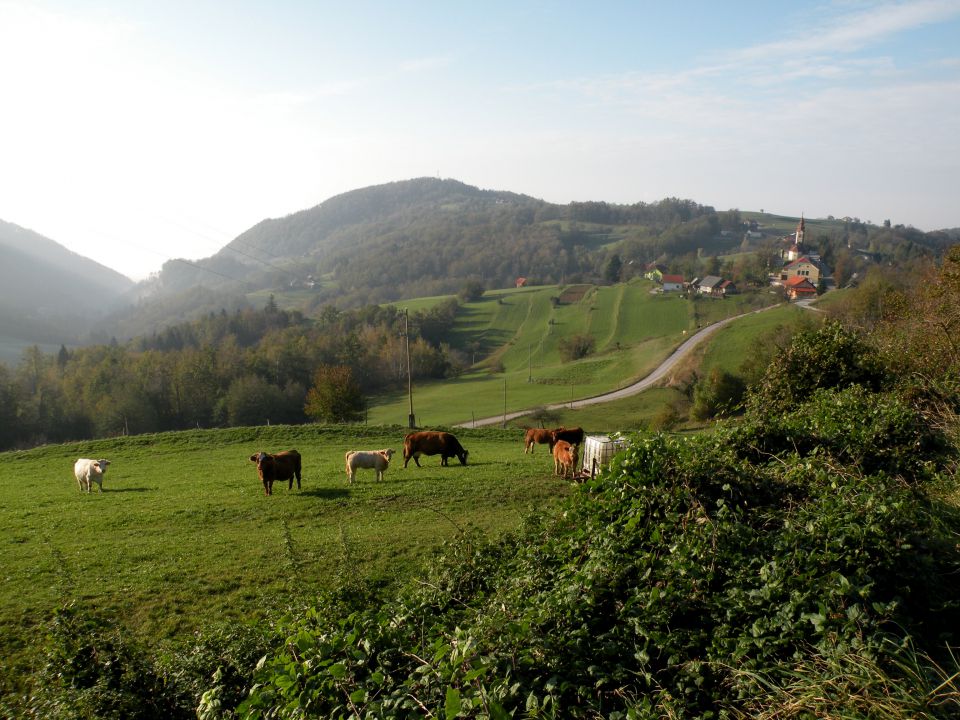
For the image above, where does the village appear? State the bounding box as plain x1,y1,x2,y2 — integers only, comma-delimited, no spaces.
644,216,832,301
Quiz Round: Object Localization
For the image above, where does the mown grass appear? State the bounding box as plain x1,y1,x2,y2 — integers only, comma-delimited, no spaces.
0,424,570,679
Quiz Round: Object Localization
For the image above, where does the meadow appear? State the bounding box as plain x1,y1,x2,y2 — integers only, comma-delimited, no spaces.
0,423,571,681
368,280,779,426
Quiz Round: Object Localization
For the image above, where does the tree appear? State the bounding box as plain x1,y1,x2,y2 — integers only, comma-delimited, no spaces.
221,375,287,427
603,254,623,284
458,280,485,302
747,322,888,415
691,368,747,420
558,334,595,362
304,365,364,423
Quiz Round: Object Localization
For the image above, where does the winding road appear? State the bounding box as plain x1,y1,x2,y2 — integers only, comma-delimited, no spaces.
459,303,783,428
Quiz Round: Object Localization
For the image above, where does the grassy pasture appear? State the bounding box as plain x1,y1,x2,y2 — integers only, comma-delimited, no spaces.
507,303,811,433
0,424,570,678
371,281,780,426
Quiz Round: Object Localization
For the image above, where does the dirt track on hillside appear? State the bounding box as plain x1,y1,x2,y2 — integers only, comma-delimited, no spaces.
458,303,782,428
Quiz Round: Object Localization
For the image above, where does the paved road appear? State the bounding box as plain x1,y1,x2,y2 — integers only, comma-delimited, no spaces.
459,303,783,428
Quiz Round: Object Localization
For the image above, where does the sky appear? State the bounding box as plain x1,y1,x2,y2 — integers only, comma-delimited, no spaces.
1,1,958,280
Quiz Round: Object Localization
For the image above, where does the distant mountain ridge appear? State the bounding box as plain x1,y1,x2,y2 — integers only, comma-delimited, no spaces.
0,220,134,361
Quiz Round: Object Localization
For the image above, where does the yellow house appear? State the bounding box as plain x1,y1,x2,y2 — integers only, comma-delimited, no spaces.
780,256,827,285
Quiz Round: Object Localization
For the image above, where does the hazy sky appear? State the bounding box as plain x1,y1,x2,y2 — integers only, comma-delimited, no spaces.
1,1,958,280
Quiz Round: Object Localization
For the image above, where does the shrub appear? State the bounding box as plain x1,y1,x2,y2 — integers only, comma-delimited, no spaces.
558,333,595,362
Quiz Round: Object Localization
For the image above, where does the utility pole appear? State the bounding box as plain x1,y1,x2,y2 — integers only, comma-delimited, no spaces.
502,379,507,428
528,343,532,382
404,308,415,428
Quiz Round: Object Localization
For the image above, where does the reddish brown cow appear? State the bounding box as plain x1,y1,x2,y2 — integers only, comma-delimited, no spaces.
551,426,585,447
403,431,468,467
524,427,555,454
553,439,579,479
249,450,302,495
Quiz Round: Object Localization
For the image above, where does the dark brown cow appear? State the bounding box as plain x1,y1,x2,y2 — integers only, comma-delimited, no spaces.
403,431,468,467
523,428,555,454
553,439,579,479
551,426,585,447
249,449,302,495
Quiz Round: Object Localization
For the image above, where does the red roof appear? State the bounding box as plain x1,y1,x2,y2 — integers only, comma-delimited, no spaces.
661,274,685,284
784,276,817,293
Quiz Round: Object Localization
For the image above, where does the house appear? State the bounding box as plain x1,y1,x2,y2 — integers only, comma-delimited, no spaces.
696,275,725,296
661,274,685,292
780,256,829,286
515,277,527,288
783,275,817,300
718,279,738,295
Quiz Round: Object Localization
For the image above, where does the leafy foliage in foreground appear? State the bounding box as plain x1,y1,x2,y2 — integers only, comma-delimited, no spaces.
224,327,960,718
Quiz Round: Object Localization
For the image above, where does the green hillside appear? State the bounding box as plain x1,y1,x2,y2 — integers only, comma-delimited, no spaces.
368,280,779,426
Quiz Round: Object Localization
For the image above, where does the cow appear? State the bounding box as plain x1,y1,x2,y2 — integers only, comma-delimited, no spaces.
249,450,302,496
74,458,110,493
403,431,468,467
523,427,555,454
345,449,395,483
551,426,585,448
552,440,579,479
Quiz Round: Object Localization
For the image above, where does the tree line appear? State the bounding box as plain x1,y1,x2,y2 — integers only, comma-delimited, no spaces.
0,298,465,451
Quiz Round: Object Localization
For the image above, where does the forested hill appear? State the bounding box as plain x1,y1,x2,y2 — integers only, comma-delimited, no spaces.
151,177,722,308
0,220,133,346
121,177,954,338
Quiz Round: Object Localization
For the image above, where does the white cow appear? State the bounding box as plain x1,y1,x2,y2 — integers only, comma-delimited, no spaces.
344,449,395,484
74,458,110,493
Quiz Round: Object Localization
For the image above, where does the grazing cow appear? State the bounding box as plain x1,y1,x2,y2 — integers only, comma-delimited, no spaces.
523,427,555,454
403,431,468,467
345,449,395,483
249,450,302,496
551,426,585,448
74,458,110,493
552,440,579,479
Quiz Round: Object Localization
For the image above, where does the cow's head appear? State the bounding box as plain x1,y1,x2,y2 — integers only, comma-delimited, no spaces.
457,449,469,466
381,449,396,461
249,452,270,473
95,459,110,473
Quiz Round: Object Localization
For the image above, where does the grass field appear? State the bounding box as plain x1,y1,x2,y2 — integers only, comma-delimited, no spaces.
370,281,781,426
0,424,571,679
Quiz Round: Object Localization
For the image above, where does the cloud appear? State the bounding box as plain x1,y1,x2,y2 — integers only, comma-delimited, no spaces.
735,0,960,62
398,56,452,74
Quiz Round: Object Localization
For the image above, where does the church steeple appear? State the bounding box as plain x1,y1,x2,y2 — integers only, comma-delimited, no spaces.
795,213,805,250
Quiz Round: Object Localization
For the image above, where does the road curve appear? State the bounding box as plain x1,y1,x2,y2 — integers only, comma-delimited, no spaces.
459,303,783,428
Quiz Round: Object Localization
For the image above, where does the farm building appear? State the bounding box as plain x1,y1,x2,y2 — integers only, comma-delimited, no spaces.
783,275,818,300
661,274,685,292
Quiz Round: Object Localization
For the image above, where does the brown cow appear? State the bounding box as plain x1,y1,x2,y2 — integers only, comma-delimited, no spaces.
403,431,468,467
249,450,302,495
553,439,579,479
551,426,585,447
523,428,555,454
